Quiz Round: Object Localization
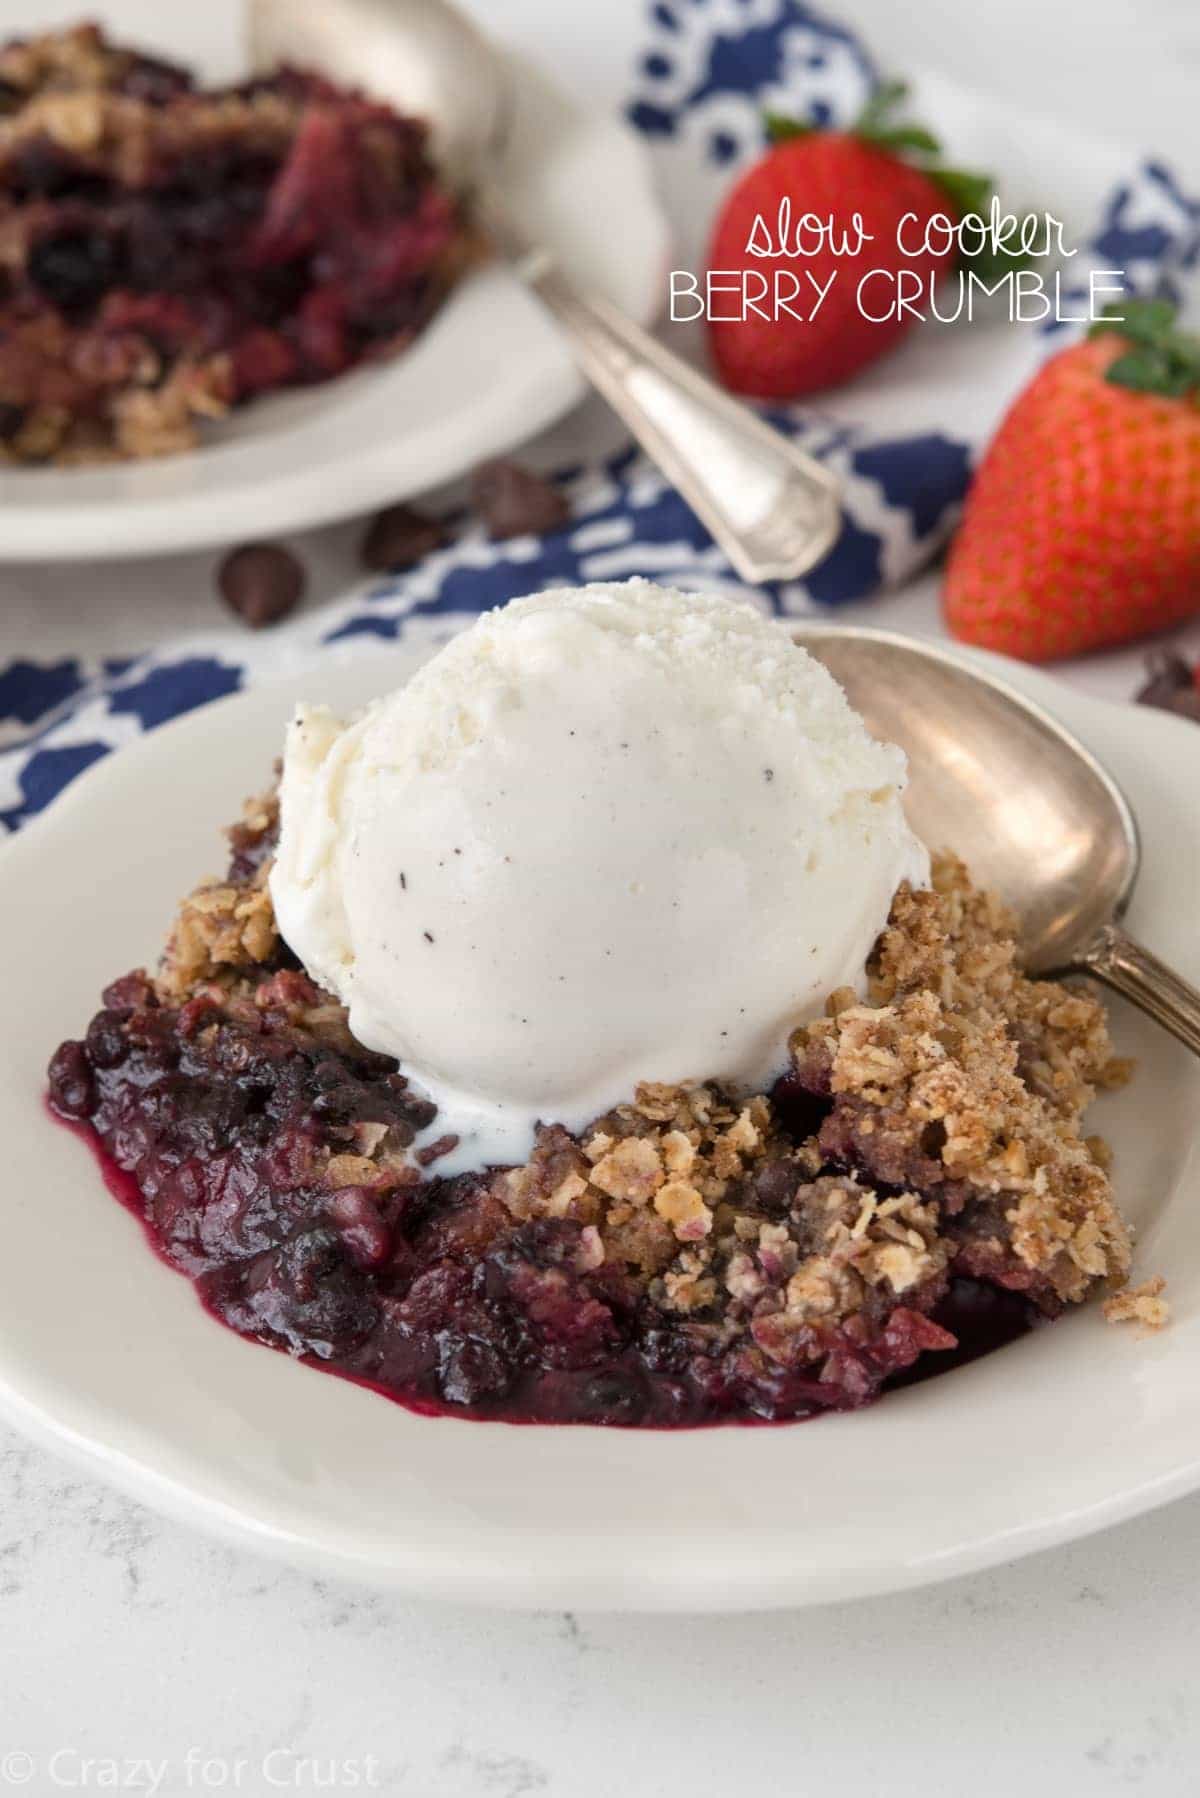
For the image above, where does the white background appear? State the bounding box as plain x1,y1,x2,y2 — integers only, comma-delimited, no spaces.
4,2,1200,1794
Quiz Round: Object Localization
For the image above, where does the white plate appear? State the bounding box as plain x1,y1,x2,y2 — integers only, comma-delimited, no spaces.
0,49,668,563
1,638,1198,1611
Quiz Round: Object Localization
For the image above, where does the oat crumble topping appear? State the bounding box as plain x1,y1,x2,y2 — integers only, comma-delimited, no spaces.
1103,1277,1170,1332
137,793,1155,1388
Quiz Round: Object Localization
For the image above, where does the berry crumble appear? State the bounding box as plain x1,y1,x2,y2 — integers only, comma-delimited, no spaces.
0,22,471,463
47,782,1153,1427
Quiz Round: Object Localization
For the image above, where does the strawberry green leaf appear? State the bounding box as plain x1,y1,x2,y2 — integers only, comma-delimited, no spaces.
1105,347,1196,396
931,168,993,218
863,124,942,154
959,241,1025,283
1090,297,1176,348
1121,297,1179,341
854,79,909,134
1168,336,1200,377
1090,297,1200,397
958,212,1050,283
763,109,814,144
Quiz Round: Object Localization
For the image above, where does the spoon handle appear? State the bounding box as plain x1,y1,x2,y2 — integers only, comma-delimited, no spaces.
1077,923,1200,1058
520,259,842,586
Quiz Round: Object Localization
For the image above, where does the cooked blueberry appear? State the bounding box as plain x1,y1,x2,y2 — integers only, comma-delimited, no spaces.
28,226,124,317
577,1369,647,1425
85,1011,130,1070
437,1335,513,1407
47,1041,94,1118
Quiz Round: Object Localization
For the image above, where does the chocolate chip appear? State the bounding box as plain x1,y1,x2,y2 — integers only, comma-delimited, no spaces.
360,502,445,573
416,1133,460,1168
405,1097,438,1132
217,542,305,628
1162,689,1200,723
1136,650,1200,722
470,458,569,540
751,1157,803,1215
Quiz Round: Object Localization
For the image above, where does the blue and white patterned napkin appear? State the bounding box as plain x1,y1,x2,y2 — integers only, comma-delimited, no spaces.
3,0,1199,834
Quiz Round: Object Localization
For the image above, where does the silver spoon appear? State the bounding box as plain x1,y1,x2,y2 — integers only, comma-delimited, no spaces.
792,625,1200,1057
248,0,842,586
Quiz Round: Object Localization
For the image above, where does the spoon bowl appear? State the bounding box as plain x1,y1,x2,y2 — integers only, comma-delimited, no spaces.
793,626,1200,1057
793,626,1138,972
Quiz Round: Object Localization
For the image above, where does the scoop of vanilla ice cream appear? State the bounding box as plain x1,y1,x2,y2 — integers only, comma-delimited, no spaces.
270,580,928,1168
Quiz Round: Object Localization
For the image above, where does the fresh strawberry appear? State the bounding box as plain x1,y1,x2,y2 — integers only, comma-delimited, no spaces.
944,299,1200,661
706,83,992,399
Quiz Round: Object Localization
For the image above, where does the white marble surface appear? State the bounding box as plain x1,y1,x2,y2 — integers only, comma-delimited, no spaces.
4,0,1200,1790
4,1422,1200,1795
